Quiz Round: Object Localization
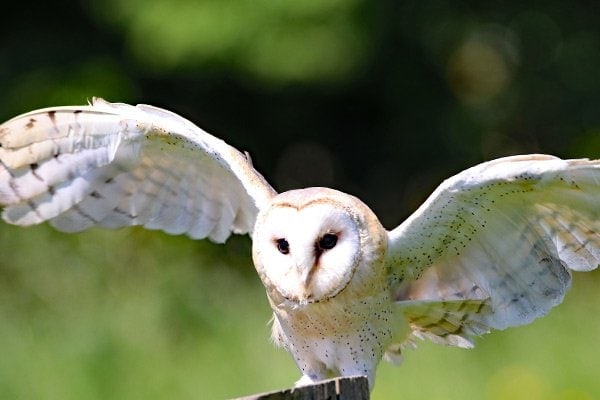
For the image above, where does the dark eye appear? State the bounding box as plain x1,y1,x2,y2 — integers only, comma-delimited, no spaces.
276,238,290,255
318,233,338,250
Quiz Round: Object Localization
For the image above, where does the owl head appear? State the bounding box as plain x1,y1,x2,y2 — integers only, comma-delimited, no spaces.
252,187,388,306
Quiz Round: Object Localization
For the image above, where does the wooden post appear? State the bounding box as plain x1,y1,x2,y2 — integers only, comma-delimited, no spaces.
231,376,369,400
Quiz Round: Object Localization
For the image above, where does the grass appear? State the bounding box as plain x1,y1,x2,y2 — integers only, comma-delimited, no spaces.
0,223,598,399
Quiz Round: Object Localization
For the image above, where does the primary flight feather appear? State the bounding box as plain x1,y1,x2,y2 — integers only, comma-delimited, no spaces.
0,98,598,390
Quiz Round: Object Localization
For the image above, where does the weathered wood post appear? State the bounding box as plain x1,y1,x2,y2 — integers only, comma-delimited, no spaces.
231,376,370,400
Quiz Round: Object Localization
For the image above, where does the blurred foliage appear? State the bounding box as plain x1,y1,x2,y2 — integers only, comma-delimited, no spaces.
1,0,600,398
88,0,370,84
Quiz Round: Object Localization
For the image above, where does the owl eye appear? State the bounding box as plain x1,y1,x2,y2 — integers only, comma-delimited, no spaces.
275,238,290,254
318,233,338,250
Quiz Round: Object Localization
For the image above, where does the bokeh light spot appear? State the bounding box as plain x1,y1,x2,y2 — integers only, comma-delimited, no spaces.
447,27,517,105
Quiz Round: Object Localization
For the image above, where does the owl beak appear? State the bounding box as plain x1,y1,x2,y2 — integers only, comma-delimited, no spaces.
299,263,320,299
293,254,319,302
301,265,316,288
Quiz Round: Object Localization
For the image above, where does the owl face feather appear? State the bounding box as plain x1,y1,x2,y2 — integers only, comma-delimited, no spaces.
252,188,364,305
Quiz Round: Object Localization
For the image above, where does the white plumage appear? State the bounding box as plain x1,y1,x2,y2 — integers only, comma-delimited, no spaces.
0,99,274,241
0,98,599,390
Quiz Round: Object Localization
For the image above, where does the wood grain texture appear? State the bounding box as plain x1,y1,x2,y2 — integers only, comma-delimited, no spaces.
232,376,369,400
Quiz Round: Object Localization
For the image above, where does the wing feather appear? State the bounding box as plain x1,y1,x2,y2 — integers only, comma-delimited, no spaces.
387,155,600,342
0,98,276,241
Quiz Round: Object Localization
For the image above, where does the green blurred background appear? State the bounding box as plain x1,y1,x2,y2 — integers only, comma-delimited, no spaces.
1,1,600,399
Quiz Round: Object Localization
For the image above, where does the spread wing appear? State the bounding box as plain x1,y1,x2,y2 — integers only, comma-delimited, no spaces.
0,98,276,242
386,154,600,348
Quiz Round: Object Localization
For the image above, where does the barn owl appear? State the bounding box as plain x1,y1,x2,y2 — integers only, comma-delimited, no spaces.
0,98,599,390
